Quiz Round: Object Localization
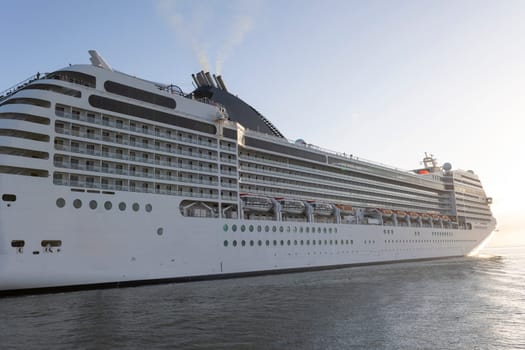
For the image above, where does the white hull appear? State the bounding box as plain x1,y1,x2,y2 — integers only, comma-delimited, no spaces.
0,175,494,293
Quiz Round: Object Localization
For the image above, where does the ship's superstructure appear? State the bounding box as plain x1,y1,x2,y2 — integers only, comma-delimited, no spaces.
0,52,495,294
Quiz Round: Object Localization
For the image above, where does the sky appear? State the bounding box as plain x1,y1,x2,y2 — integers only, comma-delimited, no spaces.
1,0,523,247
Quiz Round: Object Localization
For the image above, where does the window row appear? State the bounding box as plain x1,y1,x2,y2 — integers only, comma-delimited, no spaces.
56,197,152,212
53,173,238,201
223,223,339,234
223,238,353,247
55,104,229,149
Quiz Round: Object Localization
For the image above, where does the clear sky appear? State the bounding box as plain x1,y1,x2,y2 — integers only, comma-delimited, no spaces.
1,0,523,247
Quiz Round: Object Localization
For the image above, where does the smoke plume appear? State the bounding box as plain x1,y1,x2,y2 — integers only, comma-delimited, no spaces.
156,0,256,74
215,15,254,74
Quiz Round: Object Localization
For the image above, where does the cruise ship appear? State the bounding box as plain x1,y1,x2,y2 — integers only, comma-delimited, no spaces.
0,51,496,295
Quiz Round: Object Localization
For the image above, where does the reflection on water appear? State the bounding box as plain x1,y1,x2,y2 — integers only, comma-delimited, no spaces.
1,247,524,349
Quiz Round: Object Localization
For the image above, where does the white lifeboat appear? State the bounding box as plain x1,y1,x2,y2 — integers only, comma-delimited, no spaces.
277,198,305,214
335,204,354,215
308,201,334,216
240,194,273,212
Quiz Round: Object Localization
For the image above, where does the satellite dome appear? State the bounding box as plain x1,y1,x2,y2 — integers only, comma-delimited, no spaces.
443,162,452,171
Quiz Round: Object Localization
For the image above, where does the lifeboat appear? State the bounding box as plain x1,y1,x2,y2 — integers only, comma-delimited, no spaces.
308,201,334,216
277,198,305,214
396,210,408,220
335,204,354,215
441,215,451,222
240,194,273,212
408,212,420,219
378,208,394,218
420,213,431,221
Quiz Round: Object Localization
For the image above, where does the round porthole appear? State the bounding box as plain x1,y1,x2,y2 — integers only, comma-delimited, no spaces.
232,224,237,232
132,203,140,211
223,224,228,232
145,204,152,212
223,240,228,247
56,198,66,208
73,199,82,209
157,227,164,236
104,201,112,210
119,202,126,211
89,200,97,210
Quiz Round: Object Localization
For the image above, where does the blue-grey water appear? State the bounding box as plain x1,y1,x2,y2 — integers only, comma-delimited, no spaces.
1,247,524,350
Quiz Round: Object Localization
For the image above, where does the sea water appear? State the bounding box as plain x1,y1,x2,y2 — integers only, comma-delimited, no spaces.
1,247,524,349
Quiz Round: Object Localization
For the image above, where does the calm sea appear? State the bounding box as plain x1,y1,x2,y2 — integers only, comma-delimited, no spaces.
1,247,524,350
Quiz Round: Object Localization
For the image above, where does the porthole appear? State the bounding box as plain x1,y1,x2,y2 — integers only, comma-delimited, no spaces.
305,227,309,233
286,226,290,232
300,227,303,233
258,240,262,246
318,240,322,245
232,224,237,232
249,225,254,232
223,224,228,232
132,203,140,211
104,201,112,210
351,240,353,244
145,204,152,212
265,225,270,232
73,199,82,209
287,240,291,246
89,200,97,210
272,226,276,232
300,240,304,245
279,226,284,233
241,240,246,246
329,228,332,233
224,240,228,247
312,227,315,233
56,198,66,208
330,240,333,245
257,225,262,232
294,240,297,246
313,240,316,245
307,240,310,245
280,240,284,246
335,240,338,245
323,228,327,234
250,240,254,246
241,225,246,232
324,240,327,245
233,240,237,247
273,240,277,246
318,227,321,233
119,202,126,211
293,226,297,233
335,228,338,233
265,240,270,246
157,227,164,236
